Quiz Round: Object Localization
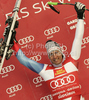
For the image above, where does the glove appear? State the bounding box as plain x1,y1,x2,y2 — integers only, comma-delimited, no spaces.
10,29,18,45
74,2,85,19
3,26,17,47
4,16,19,47
5,16,19,29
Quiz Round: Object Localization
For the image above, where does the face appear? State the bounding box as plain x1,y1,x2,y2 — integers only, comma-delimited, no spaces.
49,50,63,65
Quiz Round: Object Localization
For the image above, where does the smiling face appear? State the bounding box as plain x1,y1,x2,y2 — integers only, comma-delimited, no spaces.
49,50,63,65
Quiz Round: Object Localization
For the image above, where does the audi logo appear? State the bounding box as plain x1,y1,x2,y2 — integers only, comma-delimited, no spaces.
30,55,41,62
84,58,89,65
50,74,75,89
44,26,60,36
82,36,89,45
0,65,15,75
18,35,34,45
40,95,53,100
6,84,22,94
33,76,44,84
61,45,67,52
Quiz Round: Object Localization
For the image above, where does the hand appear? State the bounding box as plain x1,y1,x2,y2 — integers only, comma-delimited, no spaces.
74,2,85,19
5,16,19,29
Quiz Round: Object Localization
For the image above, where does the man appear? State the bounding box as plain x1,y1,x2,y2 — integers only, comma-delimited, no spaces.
12,2,85,100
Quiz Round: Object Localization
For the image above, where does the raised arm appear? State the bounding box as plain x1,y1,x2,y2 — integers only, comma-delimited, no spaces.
70,2,85,60
13,42,44,74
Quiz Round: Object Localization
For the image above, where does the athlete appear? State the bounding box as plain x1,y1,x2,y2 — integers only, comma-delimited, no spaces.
12,2,85,100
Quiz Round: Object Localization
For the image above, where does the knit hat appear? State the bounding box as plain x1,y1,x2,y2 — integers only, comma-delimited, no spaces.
45,40,65,66
45,40,62,54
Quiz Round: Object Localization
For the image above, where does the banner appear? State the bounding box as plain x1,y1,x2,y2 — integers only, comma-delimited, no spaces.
0,0,89,100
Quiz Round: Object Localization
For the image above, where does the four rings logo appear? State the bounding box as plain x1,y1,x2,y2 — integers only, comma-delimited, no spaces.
44,26,60,36
82,36,89,45
61,45,67,52
84,58,89,65
40,95,53,100
18,35,34,45
30,55,41,62
6,84,22,94
50,74,75,89
60,44,68,56
0,65,15,75
33,76,44,84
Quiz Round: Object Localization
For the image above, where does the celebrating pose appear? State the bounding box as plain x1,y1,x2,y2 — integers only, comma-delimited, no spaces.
12,2,85,100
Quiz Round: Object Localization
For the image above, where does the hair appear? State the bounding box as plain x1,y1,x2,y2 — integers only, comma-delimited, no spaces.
46,40,60,46
46,40,53,43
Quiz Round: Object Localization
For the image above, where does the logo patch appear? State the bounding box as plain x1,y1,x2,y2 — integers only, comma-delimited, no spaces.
54,67,67,77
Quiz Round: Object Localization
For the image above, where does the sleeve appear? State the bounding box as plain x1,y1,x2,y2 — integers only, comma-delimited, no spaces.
13,42,44,74
70,19,84,60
